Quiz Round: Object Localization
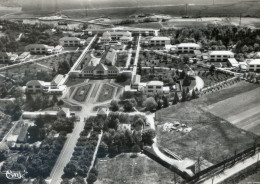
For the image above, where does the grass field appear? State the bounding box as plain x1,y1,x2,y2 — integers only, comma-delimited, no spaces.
65,78,86,87
96,84,115,103
72,84,92,102
96,153,183,184
155,81,260,165
205,86,260,136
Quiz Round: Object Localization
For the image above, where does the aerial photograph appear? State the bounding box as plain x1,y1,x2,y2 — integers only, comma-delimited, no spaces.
0,0,260,183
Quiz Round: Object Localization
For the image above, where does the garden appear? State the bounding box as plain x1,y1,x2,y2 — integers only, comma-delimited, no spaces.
72,84,92,102
96,84,116,103
115,53,128,67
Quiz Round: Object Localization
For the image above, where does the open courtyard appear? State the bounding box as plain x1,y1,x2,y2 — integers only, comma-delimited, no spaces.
72,84,92,102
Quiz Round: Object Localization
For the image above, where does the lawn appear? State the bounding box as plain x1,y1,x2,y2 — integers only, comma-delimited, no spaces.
96,153,183,184
65,77,86,87
72,84,92,102
156,101,258,165
204,85,260,136
36,52,81,71
96,84,115,103
115,53,128,67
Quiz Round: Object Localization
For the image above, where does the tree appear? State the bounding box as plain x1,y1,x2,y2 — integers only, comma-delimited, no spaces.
123,98,136,112
209,65,215,74
63,161,78,178
133,118,144,131
182,75,191,86
52,95,58,104
142,129,156,145
87,173,97,184
157,99,162,110
110,100,119,111
162,96,169,108
179,70,186,79
172,92,179,105
57,100,64,106
191,89,197,99
143,97,157,111
181,89,186,102
0,149,8,162
98,142,108,158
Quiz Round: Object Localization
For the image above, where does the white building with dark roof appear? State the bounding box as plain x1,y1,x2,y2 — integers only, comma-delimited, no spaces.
26,80,50,93
81,63,119,79
149,37,171,46
100,31,133,44
209,51,234,62
177,43,201,53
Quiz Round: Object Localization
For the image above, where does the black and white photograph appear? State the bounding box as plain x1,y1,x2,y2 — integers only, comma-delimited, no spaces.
0,0,260,183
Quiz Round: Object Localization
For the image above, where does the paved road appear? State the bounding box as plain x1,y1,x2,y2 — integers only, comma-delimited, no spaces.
132,35,141,78
48,120,86,184
125,48,133,68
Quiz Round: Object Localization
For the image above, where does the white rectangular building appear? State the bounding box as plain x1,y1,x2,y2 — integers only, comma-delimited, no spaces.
149,37,171,46
177,43,201,53
209,51,234,62
246,59,260,72
59,37,81,47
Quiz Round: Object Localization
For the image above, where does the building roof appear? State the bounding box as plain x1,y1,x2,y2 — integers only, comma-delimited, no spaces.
118,124,131,131
26,80,50,87
210,51,234,56
228,58,239,67
60,37,81,41
105,48,117,64
147,81,164,86
150,37,170,41
178,43,200,48
54,45,63,50
132,75,141,85
26,44,50,49
18,52,30,59
98,108,108,116
52,74,64,85
247,59,260,65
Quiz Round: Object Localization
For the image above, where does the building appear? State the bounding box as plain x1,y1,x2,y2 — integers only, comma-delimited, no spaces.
131,75,141,89
246,59,260,72
0,52,18,63
118,124,131,131
177,43,201,53
26,75,66,94
145,81,164,94
103,48,117,65
100,31,133,44
85,28,158,36
26,80,50,93
59,37,82,47
52,45,64,54
209,51,234,62
227,58,239,67
149,37,171,46
26,44,54,55
81,63,119,79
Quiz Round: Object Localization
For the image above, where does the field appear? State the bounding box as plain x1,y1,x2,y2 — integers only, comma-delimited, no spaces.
96,153,183,184
155,81,260,164
205,86,260,136
96,84,115,103
72,84,92,102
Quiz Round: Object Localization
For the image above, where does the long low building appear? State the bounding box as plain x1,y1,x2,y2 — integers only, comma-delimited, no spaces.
59,37,84,47
209,51,234,62
246,59,260,72
177,43,201,53
149,37,171,46
25,44,54,55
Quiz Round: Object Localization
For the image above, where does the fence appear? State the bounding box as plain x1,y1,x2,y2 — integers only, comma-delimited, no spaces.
143,143,260,184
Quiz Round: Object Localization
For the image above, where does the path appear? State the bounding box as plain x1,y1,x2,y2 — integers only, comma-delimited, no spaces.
35,63,52,70
132,35,141,78
47,120,86,184
125,48,133,68
86,131,103,178
201,152,260,184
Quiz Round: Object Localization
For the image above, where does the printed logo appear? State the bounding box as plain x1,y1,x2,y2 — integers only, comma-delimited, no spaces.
1,170,27,180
